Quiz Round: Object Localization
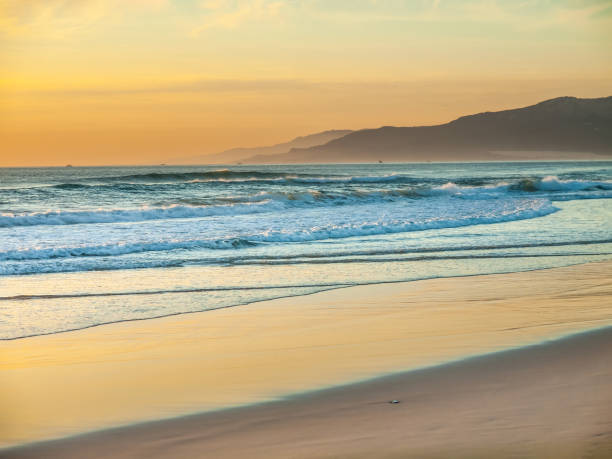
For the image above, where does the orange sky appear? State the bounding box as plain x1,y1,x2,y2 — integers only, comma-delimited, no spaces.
1,0,611,166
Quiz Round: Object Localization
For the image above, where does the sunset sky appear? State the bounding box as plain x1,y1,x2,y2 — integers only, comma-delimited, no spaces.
1,0,611,166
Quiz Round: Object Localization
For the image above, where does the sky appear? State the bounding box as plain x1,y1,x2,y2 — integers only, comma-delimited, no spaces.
1,0,611,166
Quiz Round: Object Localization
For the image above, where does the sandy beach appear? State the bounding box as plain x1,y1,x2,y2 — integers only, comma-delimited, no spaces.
5,325,612,459
2,261,612,457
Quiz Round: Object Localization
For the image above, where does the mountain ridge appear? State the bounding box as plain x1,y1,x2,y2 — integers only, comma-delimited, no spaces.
175,129,353,165
243,96,612,164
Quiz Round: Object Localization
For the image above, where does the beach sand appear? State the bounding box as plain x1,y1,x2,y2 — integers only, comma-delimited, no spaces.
1,261,612,457
6,325,612,459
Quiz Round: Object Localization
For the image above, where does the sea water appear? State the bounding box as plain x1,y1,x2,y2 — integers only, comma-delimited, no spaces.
1,162,611,339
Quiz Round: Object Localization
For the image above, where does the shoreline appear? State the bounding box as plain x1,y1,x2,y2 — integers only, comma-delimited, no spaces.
3,257,609,342
1,261,611,451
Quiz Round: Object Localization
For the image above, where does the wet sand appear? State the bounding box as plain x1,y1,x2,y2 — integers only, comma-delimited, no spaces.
1,261,612,456
5,326,612,459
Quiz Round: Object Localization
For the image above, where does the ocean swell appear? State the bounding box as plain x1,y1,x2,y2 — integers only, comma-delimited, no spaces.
0,201,283,227
0,198,559,269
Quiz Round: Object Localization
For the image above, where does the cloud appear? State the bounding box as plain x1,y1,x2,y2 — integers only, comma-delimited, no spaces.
288,0,612,28
0,0,171,39
14,77,315,97
546,0,612,26
16,74,612,98
1,0,106,38
449,0,612,27
192,0,285,34
2,0,609,40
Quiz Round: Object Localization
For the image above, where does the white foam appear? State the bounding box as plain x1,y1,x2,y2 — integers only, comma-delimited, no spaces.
537,175,612,191
4,176,608,228
0,201,285,227
0,197,559,270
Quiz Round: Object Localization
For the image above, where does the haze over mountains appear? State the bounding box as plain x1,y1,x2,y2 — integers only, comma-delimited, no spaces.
178,96,612,165
178,130,352,165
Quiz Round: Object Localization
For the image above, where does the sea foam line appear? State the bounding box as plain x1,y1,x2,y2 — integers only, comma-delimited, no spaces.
1,175,610,227
0,200,560,263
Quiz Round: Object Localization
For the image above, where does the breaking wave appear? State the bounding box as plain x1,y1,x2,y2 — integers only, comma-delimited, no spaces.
514,176,612,192
2,162,612,339
0,199,558,269
2,175,610,228
0,238,256,262
0,201,282,227
93,169,309,182
4,171,611,193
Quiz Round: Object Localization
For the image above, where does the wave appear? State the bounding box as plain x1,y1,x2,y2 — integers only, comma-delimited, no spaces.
86,169,421,183
221,252,612,266
151,173,612,188
0,200,558,269
106,171,424,186
216,238,612,263
0,282,351,301
0,187,437,227
431,176,612,196
4,171,611,195
221,199,558,243
516,175,612,192
51,183,90,190
8,236,609,265
4,244,605,277
0,201,283,227
96,169,309,182
109,171,606,188
0,173,427,195
4,175,610,227
65,170,612,189
5,240,610,301
2,188,400,226
0,238,256,261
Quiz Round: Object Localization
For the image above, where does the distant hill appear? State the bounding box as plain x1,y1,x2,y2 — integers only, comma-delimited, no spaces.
243,96,612,163
176,130,353,165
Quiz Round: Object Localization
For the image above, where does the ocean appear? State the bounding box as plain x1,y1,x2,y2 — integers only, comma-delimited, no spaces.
1,161,611,340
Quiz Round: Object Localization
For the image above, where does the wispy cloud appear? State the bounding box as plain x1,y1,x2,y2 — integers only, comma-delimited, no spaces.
192,0,285,34
13,77,315,96
2,0,609,41
0,0,170,38
298,0,612,28
15,74,611,98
